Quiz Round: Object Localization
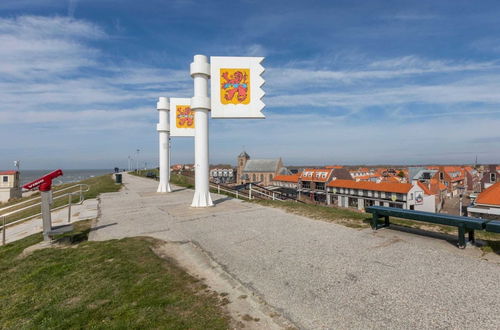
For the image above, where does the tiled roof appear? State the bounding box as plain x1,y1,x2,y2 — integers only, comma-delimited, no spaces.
327,179,412,194
300,168,333,182
0,170,17,175
476,182,500,206
381,176,401,183
331,168,353,180
325,165,343,169
272,174,300,183
417,181,433,195
243,159,280,172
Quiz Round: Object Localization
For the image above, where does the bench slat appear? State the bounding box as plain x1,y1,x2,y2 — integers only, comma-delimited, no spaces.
485,221,500,233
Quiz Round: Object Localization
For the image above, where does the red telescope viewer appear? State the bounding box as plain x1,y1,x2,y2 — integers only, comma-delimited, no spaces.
23,169,63,192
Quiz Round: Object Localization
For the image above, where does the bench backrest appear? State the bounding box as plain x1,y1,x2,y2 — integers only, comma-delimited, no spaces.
365,206,487,229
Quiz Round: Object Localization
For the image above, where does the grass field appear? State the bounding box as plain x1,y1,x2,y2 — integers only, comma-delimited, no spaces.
0,221,229,329
130,169,194,189
0,174,121,225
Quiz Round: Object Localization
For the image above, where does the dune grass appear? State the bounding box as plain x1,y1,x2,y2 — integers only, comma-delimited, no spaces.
0,220,229,329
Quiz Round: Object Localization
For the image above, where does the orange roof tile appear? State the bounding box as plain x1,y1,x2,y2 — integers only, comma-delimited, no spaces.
476,182,500,206
0,170,17,175
381,176,401,183
417,181,433,195
272,174,300,183
325,165,343,169
327,179,412,194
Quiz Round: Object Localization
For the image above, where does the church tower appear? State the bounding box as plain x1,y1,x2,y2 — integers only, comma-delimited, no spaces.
237,151,250,184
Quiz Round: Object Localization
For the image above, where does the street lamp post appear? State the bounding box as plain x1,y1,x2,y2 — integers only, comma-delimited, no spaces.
136,149,140,172
458,186,465,216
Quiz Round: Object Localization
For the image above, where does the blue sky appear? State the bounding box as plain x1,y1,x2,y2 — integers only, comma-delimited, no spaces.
1,0,500,169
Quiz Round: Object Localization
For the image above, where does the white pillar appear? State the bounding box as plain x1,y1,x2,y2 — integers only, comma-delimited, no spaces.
157,97,172,193
190,55,213,207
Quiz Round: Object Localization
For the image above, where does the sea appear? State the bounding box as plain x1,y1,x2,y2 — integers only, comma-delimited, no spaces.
19,169,113,186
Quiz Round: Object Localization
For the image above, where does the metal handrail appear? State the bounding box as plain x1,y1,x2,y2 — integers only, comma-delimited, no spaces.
0,184,90,245
0,183,88,214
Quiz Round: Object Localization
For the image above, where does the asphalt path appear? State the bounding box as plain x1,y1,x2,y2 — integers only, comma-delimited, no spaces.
90,173,500,329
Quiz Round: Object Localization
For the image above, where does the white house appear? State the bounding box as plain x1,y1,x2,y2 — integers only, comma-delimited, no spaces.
326,179,436,212
0,170,22,203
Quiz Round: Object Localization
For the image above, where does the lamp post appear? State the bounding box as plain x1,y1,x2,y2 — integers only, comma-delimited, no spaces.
136,149,140,172
127,156,131,172
458,186,465,216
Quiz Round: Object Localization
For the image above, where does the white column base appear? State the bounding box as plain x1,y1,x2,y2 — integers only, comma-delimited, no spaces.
191,190,214,207
157,182,172,193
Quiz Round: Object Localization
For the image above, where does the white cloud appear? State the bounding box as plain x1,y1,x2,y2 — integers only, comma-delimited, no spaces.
0,15,190,127
266,56,499,90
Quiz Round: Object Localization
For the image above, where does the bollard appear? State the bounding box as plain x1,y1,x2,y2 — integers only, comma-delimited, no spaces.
249,184,252,200
218,184,220,194
68,194,72,223
2,216,5,246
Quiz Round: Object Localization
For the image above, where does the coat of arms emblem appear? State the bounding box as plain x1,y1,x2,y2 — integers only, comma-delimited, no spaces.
220,68,250,104
176,105,194,128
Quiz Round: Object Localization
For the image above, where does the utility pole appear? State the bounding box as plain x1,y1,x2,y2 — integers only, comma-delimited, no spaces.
128,156,131,171
136,149,140,172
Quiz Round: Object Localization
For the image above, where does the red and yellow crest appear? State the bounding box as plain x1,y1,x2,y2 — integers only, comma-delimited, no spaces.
176,105,194,128
220,68,250,104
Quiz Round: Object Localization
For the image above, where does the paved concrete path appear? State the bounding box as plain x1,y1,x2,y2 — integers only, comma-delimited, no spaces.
3,199,98,244
91,173,500,329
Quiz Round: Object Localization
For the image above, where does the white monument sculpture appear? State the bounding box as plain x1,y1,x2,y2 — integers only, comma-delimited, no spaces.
156,55,265,207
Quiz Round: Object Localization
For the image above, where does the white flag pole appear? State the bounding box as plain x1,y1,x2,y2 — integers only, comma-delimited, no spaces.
157,97,172,193
190,55,213,207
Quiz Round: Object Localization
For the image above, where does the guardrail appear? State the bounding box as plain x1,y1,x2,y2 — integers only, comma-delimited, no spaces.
0,184,90,245
132,171,301,203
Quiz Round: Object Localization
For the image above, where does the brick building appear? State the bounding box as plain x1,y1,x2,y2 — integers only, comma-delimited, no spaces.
236,151,289,186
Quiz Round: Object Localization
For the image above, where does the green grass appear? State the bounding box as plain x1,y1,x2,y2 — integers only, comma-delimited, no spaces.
1,174,121,225
255,200,369,228
130,170,195,189
0,221,229,329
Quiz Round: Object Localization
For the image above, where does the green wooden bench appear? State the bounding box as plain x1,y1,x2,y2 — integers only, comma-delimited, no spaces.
365,206,488,248
485,220,500,234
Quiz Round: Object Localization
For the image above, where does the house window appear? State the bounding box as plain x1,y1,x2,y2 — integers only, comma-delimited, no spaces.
252,174,256,181
2,176,7,183
260,174,264,181
439,172,444,181
410,193,413,200
491,173,497,182
269,174,273,182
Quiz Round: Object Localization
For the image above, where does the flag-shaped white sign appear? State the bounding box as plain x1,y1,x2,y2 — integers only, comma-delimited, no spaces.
170,98,195,137
210,56,265,118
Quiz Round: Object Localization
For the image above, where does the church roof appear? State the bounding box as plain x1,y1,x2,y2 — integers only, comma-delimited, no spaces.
238,151,250,158
243,159,280,173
